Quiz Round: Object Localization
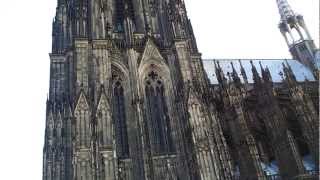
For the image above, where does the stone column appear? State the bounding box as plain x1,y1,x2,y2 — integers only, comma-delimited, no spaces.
102,151,116,180
174,40,192,83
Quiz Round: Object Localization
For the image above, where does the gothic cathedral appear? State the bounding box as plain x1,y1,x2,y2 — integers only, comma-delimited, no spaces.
43,0,319,180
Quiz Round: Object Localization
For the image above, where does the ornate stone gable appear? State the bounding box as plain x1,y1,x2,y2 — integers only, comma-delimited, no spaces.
74,90,90,113
139,38,165,66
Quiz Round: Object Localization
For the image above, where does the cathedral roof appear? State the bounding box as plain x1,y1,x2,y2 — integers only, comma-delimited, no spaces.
203,59,315,84
315,50,320,68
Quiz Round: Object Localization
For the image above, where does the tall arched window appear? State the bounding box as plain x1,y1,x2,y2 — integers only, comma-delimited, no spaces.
145,71,175,155
113,78,129,158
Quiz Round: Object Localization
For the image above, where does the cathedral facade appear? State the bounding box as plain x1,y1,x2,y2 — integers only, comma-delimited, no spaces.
43,0,319,179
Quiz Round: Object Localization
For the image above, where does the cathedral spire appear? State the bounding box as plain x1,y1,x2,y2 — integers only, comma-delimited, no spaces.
230,62,241,86
277,0,313,42
264,66,273,82
239,60,248,85
214,60,227,88
276,0,317,76
276,0,312,40
282,61,297,84
250,61,262,87
259,62,273,84
259,62,267,81
276,0,295,22
285,60,296,78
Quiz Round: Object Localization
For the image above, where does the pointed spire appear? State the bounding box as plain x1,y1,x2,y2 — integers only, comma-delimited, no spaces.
265,66,273,82
285,60,295,75
259,61,264,73
239,60,248,84
46,97,51,116
282,61,297,84
57,110,63,123
46,108,55,143
230,62,241,85
259,61,267,81
56,110,63,140
67,103,73,117
250,61,261,86
75,90,90,112
285,60,297,82
48,108,54,125
63,102,73,118
231,62,237,77
259,61,273,84
214,60,227,88
276,0,295,22
96,85,110,112
276,0,317,76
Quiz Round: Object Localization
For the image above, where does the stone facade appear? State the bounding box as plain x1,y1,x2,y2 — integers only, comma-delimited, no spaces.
43,0,319,180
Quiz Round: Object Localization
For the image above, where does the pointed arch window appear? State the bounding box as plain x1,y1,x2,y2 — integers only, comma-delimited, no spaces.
145,71,175,155
113,79,129,158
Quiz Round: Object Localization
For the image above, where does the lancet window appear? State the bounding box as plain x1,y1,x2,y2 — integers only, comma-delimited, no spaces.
112,77,129,158
145,71,175,155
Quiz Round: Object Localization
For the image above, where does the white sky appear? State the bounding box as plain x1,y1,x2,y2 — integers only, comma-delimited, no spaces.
0,1,318,180
184,0,319,59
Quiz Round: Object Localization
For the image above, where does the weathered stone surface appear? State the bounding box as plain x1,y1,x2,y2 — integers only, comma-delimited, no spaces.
43,1,319,180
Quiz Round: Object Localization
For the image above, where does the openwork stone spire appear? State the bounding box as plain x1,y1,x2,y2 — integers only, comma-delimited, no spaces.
276,0,295,22
276,0,318,78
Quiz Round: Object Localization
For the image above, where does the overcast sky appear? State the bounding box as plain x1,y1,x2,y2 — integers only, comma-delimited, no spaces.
0,0,318,180
184,0,319,59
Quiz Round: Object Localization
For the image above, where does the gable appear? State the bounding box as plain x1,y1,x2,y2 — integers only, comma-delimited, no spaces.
140,38,164,64
96,89,110,114
74,91,90,112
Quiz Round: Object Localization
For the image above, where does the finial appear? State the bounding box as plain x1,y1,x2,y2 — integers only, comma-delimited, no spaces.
259,61,266,78
265,66,273,82
238,60,248,84
251,61,261,85
231,62,235,71
259,61,264,71
259,62,272,83
214,60,227,87
283,60,297,81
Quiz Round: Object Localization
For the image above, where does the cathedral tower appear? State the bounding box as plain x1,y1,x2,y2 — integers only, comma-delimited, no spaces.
43,1,319,180
43,0,232,180
276,0,318,77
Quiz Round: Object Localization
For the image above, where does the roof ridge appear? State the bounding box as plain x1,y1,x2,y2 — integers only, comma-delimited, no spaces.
202,59,295,61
